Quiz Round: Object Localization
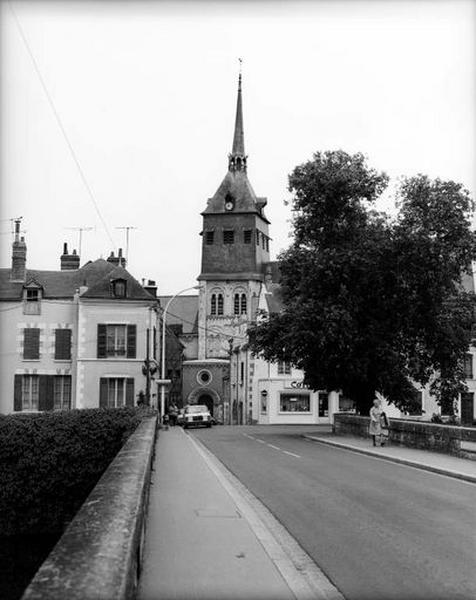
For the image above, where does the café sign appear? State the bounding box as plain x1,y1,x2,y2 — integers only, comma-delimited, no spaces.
285,380,310,390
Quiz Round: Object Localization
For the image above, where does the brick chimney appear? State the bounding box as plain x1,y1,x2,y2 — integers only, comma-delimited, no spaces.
144,279,157,297
11,219,26,281
107,248,126,268
60,243,80,270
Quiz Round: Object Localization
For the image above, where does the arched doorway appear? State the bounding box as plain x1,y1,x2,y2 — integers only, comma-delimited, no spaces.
199,394,214,416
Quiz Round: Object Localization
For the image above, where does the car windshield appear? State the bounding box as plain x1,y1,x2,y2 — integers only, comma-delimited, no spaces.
187,405,208,414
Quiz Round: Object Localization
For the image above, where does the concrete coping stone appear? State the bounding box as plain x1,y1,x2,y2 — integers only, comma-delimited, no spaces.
22,415,158,600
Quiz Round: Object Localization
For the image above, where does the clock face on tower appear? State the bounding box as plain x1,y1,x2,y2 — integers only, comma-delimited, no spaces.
224,193,235,211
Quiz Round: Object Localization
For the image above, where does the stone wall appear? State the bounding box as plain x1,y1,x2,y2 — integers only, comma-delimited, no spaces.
334,413,476,458
22,415,158,600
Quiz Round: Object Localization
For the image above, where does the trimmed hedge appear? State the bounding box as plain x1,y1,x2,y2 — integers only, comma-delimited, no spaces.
0,408,151,537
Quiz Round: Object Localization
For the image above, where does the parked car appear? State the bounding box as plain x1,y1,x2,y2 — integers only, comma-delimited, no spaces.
182,404,212,429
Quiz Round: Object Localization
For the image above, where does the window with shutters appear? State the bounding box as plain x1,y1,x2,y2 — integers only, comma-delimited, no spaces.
21,375,39,410
23,328,40,360
217,293,224,315
223,230,234,244
99,377,134,408
97,324,136,358
244,230,252,244
55,329,72,360
205,231,214,245
240,293,247,315
23,288,41,315
54,376,71,410
256,230,260,246
277,361,292,375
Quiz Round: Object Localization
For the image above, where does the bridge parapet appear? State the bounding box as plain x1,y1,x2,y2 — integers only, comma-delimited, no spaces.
22,415,158,600
334,413,476,458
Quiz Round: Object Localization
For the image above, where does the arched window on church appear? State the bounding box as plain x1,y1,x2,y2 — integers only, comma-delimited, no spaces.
240,294,247,315
210,294,217,315
217,294,224,315
234,293,240,315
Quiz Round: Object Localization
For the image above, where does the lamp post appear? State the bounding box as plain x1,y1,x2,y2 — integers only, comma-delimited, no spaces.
160,285,200,418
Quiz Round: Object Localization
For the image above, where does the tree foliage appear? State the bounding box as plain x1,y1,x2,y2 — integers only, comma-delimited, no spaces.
248,150,476,414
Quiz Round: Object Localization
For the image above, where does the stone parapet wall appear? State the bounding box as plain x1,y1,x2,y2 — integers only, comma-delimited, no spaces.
22,415,158,600
334,413,476,458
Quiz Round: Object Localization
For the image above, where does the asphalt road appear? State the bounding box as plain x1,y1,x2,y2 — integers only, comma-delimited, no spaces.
191,425,476,600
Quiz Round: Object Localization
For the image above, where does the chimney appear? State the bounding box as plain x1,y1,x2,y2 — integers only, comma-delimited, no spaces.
11,219,26,281
118,248,126,268
144,279,157,297
107,251,120,267
60,242,80,270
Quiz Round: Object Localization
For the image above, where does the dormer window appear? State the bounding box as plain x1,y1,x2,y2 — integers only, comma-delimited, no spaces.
23,282,42,315
111,278,127,298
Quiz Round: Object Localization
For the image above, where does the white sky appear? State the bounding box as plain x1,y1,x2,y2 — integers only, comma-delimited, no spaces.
1,0,475,294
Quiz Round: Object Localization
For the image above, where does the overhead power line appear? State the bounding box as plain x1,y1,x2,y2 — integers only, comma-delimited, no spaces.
8,1,117,251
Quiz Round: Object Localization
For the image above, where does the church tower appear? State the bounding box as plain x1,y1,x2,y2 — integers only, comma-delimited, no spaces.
181,70,271,423
197,71,271,359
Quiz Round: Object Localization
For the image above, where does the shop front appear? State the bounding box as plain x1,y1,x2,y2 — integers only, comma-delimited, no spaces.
256,378,339,425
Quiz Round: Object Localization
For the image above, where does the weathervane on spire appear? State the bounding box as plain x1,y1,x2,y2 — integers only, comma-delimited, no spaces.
238,57,243,74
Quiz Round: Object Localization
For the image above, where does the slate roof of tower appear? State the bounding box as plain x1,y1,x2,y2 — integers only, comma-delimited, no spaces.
0,259,155,301
203,170,268,217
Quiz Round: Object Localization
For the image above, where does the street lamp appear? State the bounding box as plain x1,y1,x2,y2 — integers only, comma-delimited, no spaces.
160,285,200,418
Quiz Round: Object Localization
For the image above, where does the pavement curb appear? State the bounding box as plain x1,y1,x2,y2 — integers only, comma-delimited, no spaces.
303,435,476,484
187,431,345,600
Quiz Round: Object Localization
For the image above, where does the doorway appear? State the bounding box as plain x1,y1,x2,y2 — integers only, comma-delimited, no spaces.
199,394,214,416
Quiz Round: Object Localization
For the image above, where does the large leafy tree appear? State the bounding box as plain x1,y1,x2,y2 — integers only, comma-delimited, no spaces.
248,151,476,415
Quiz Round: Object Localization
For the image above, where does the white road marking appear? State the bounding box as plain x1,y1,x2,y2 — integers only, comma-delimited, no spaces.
267,444,281,450
282,450,301,458
256,439,266,444
243,433,255,440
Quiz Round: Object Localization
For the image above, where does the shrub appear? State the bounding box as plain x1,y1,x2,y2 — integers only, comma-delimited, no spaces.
0,407,149,537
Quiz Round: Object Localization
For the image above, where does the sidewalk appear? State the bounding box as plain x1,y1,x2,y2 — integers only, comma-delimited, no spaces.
303,432,476,483
138,427,310,600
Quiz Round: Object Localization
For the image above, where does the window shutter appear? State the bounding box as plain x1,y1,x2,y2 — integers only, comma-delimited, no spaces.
23,328,40,359
14,375,22,411
153,327,157,360
97,324,107,358
55,329,72,360
126,378,134,407
39,375,54,411
99,378,108,408
127,325,136,358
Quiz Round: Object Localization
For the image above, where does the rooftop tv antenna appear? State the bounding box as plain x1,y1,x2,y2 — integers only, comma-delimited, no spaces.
115,226,137,264
65,226,94,256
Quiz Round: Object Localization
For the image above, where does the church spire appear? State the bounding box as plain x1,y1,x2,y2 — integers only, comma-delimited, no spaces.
229,61,247,173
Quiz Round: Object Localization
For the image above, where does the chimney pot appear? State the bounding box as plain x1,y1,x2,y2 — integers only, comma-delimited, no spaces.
63,242,68,254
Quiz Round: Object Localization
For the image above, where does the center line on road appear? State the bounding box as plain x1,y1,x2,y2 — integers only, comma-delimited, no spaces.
256,439,266,444
267,444,281,450
282,450,301,458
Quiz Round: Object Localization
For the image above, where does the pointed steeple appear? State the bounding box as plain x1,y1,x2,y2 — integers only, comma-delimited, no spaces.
229,66,247,173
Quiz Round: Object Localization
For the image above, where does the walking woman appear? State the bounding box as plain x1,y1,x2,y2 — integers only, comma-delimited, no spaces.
369,399,382,447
